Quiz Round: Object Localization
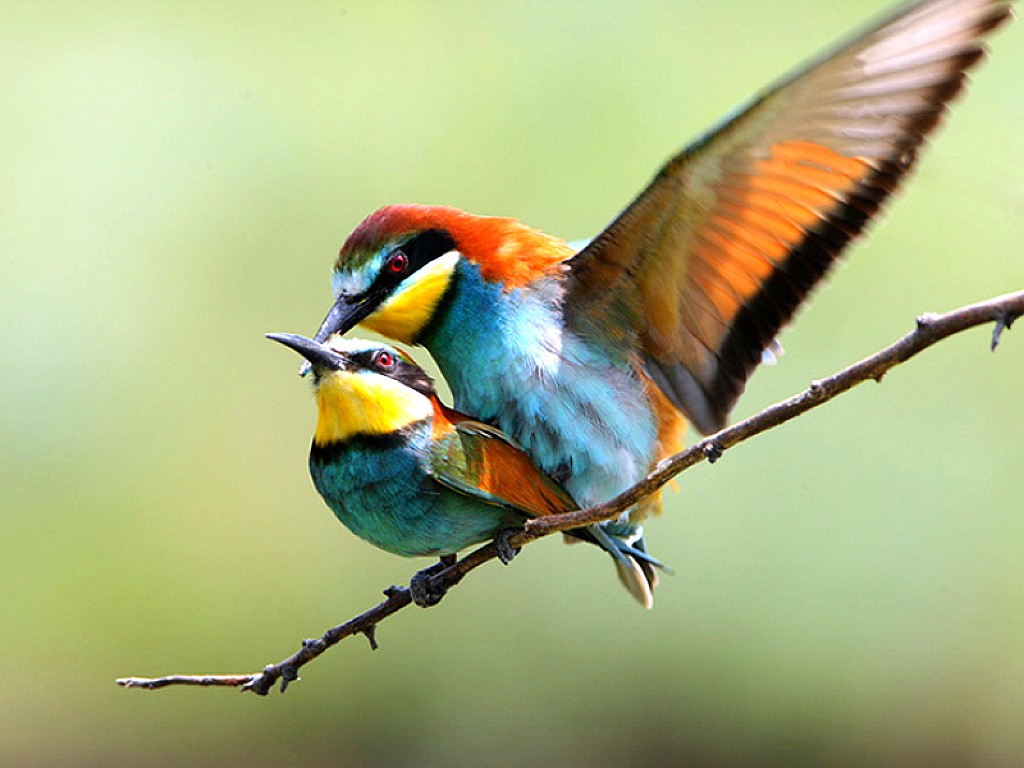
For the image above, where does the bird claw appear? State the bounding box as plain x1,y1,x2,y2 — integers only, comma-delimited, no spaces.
409,555,455,608
495,529,521,566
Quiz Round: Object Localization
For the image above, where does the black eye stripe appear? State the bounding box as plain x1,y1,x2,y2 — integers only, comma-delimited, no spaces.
370,229,457,293
392,362,435,397
350,349,436,397
346,350,379,370
402,229,457,264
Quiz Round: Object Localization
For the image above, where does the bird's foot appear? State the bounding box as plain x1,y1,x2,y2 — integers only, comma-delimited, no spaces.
495,529,521,566
409,555,456,608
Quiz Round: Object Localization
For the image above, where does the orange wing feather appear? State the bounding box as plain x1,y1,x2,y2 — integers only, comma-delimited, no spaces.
567,0,1012,434
429,398,576,518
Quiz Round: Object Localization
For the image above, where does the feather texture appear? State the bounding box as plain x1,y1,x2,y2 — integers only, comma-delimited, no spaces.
566,0,1012,433
427,399,577,517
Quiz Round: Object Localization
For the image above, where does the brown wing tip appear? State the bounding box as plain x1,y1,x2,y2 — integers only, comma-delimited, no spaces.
686,1,1015,432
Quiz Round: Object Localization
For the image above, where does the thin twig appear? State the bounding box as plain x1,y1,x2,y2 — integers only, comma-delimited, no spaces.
528,289,1024,536
116,289,1023,695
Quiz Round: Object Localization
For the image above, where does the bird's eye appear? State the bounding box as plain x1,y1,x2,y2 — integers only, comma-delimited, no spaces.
387,250,409,275
374,350,396,370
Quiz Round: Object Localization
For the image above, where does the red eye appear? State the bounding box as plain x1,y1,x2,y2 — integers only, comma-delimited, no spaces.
388,250,408,274
375,351,396,370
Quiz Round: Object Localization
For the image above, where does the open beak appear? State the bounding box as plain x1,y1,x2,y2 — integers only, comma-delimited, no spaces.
266,333,348,373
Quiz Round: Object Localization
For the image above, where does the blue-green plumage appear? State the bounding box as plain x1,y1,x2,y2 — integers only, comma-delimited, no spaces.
310,0,1013,608
269,332,666,607
317,213,668,606
309,431,520,558
418,259,658,508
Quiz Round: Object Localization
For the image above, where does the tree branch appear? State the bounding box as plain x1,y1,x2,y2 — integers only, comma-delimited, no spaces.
116,289,1023,696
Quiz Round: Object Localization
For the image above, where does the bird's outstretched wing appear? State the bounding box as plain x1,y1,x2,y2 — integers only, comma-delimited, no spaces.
427,403,577,517
565,0,1012,434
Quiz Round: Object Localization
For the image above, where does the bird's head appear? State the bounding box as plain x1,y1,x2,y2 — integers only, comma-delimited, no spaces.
312,204,573,346
268,333,435,446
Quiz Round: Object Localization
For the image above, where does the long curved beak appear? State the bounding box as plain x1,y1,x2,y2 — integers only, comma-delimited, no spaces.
313,293,377,345
266,333,348,373
297,293,378,377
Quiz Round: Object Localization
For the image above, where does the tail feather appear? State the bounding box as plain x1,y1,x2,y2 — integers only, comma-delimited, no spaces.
583,523,669,609
614,556,655,610
630,535,665,594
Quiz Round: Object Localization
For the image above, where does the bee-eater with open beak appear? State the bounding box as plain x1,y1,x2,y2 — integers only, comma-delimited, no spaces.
268,334,666,607
307,0,1013,607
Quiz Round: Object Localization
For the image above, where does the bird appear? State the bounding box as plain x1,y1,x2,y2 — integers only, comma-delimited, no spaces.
305,0,1013,606
268,333,667,607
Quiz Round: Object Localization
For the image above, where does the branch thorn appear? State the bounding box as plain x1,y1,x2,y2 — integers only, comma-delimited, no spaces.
279,664,300,693
991,308,1019,351
363,625,379,651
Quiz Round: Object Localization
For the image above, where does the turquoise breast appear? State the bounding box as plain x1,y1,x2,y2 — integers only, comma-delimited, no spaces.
420,261,658,508
309,428,519,557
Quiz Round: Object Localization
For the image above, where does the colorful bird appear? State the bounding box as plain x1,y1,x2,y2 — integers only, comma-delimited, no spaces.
305,0,1013,606
268,334,666,607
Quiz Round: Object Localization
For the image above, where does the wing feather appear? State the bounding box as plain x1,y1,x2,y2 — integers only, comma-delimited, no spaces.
427,402,576,518
566,0,1012,433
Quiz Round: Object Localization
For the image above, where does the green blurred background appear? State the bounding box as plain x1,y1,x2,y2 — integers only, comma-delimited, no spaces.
3,1,1023,766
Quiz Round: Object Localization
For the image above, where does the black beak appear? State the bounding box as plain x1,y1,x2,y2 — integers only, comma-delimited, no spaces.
313,292,377,345
266,333,348,373
296,293,378,377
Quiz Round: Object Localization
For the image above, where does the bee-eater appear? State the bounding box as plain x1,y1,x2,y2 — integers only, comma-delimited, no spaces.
268,334,666,607
306,0,1012,606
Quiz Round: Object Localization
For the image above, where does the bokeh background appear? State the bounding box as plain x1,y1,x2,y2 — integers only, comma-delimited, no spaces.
3,1,1023,766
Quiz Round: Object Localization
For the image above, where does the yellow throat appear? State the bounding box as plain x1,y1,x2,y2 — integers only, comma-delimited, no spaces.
361,251,459,343
313,370,432,445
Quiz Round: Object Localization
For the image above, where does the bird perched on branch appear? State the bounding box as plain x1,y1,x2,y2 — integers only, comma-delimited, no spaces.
305,0,1013,606
268,334,667,607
